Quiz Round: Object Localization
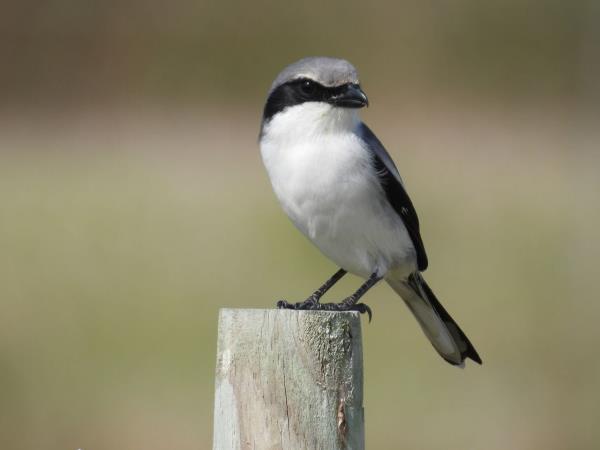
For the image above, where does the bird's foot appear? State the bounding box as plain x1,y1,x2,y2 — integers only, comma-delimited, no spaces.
276,298,372,322
276,296,320,311
318,300,372,322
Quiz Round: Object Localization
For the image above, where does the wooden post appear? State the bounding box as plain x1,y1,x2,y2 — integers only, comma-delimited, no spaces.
213,308,364,450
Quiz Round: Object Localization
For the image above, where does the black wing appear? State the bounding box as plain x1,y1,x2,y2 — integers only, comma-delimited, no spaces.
358,123,428,271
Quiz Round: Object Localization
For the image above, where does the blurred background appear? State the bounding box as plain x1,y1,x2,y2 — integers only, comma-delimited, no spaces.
1,0,599,449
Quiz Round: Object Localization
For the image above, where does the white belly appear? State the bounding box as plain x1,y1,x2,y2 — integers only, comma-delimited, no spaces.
261,120,416,278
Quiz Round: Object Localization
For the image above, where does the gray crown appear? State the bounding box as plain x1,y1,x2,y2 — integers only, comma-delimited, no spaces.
269,57,359,95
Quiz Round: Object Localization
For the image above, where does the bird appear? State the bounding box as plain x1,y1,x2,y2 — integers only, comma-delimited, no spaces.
259,56,481,367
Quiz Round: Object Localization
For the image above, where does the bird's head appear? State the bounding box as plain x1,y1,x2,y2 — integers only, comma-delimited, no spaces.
261,57,368,134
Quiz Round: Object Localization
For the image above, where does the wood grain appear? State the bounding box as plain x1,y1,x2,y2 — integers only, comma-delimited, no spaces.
213,308,364,450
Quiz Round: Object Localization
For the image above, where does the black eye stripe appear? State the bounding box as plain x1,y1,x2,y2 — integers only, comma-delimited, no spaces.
290,78,346,98
262,79,359,123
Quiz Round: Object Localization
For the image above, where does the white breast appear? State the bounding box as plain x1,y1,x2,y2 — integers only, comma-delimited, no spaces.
260,103,416,278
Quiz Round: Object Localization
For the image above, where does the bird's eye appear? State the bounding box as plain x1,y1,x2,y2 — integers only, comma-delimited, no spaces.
300,80,316,95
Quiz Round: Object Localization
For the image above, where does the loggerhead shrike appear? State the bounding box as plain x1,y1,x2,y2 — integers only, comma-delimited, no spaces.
259,57,481,366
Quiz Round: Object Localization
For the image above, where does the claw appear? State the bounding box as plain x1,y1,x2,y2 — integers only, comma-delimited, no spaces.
352,303,372,322
277,299,292,309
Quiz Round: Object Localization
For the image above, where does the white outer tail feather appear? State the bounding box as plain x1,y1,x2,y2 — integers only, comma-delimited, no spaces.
386,275,465,367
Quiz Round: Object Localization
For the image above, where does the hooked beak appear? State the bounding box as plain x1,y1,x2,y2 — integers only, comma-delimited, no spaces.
330,84,369,108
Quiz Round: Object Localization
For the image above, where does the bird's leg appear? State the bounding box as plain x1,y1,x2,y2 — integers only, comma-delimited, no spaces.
307,268,348,303
276,268,347,310
318,272,382,321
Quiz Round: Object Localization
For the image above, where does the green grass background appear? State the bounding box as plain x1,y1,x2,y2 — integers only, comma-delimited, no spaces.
1,103,598,449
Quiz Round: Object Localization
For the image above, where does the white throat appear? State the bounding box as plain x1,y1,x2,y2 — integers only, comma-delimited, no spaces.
261,103,360,144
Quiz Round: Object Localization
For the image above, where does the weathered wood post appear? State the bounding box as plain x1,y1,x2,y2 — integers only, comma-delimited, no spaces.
213,308,364,450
